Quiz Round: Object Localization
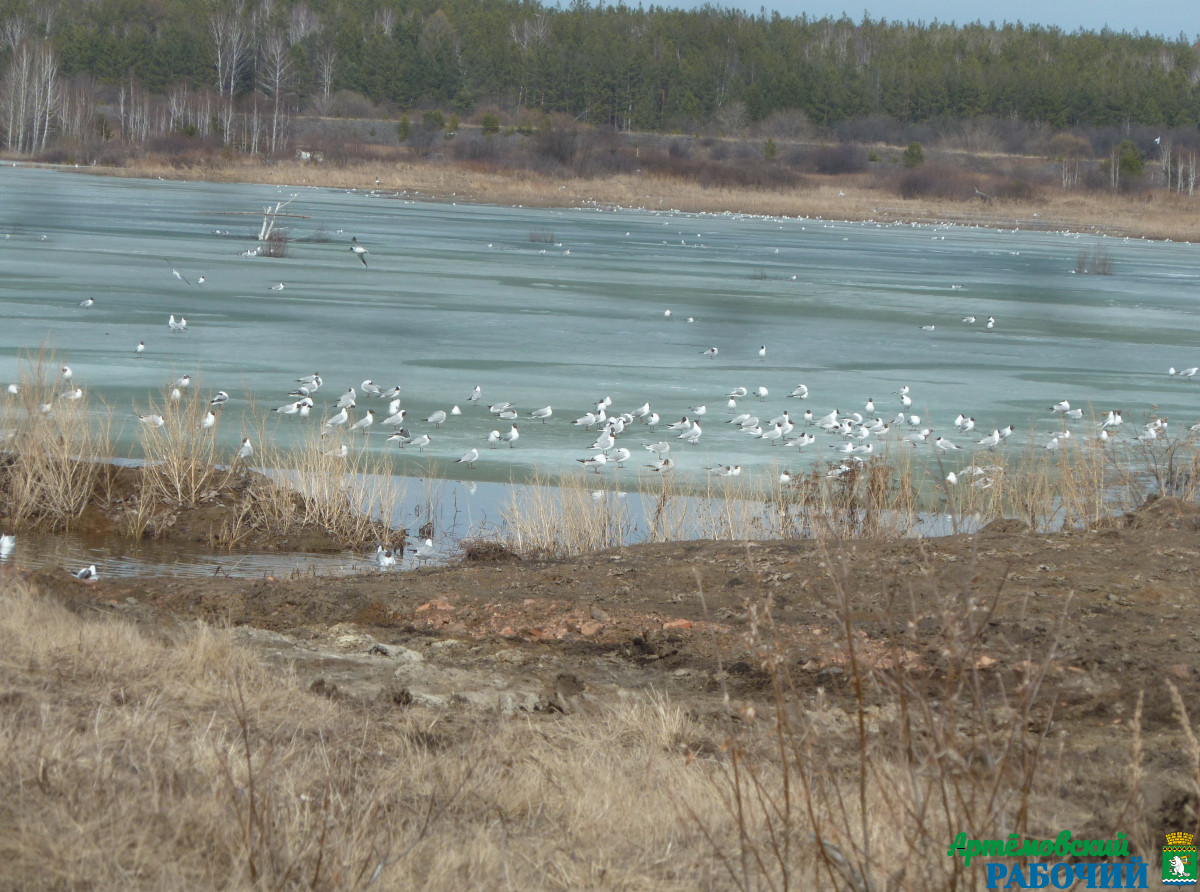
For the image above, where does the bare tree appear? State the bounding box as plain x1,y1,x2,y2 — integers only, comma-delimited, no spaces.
314,44,336,105
258,28,291,154
1,16,28,51
373,7,396,34
210,1,250,145
1,39,61,153
287,2,319,45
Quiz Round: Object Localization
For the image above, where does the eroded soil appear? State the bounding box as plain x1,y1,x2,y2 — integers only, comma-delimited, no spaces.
14,495,1200,843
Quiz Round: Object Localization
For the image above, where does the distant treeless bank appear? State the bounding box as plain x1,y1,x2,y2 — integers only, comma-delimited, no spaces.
57,155,1200,243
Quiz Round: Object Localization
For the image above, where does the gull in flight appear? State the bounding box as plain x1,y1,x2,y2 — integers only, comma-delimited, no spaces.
350,237,369,267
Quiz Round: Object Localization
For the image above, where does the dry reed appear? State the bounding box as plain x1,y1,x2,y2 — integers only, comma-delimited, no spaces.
0,347,113,530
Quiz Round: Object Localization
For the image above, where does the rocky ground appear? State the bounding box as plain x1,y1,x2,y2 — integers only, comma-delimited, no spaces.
16,495,1200,843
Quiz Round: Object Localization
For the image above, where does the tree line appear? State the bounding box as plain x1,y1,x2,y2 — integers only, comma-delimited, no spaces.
2,0,1199,157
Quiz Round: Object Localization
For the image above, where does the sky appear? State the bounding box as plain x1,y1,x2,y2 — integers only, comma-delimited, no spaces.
647,0,1198,40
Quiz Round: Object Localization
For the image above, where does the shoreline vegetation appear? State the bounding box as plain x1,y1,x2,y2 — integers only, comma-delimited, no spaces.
4,352,1200,560
54,152,1200,243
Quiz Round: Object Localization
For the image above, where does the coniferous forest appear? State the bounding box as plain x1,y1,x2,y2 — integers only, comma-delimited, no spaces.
1,0,1199,194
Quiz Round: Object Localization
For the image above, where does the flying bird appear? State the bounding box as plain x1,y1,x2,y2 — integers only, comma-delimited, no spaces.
349,236,368,267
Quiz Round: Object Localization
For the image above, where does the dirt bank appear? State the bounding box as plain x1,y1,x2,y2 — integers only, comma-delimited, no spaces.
16,494,1200,844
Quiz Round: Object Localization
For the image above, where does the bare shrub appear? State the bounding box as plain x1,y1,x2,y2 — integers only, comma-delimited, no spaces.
896,163,976,200
260,229,289,258
813,142,868,174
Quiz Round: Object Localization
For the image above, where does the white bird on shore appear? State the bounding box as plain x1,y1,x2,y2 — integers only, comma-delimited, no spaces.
646,457,674,473
934,437,961,452
503,424,520,447
486,430,501,449
1051,400,1070,414
379,385,401,400
456,448,479,467
361,379,382,396
756,386,769,401
209,390,229,406
136,341,145,355
679,422,702,444
60,366,72,382
270,282,285,292
138,413,164,427
412,538,436,563
610,447,632,467
644,441,671,456
468,385,482,405
727,386,748,399
789,384,809,399
336,389,357,410
62,387,83,400
381,408,407,426
349,410,375,434
169,388,181,401
78,298,94,308
489,402,514,415
406,434,432,451
74,564,99,581
977,430,1001,449
426,409,447,427
529,406,553,423
323,444,348,459
578,452,608,473
236,438,253,460
324,407,350,429
758,345,766,361
375,545,395,570
0,533,14,559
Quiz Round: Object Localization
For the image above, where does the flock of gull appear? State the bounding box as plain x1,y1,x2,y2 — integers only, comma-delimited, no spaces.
4,213,1193,581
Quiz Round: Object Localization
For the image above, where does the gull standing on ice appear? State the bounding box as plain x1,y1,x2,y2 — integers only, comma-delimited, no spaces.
529,406,553,423
486,430,502,449
350,410,375,435
503,424,520,447
78,297,94,308
456,448,479,467
426,410,448,427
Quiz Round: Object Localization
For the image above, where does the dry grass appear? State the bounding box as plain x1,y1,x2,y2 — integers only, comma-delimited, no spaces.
0,579,738,891
1,537,1123,891
77,156,1200,242
218,425,404,550
0,348,113,530
492,429,1200,557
